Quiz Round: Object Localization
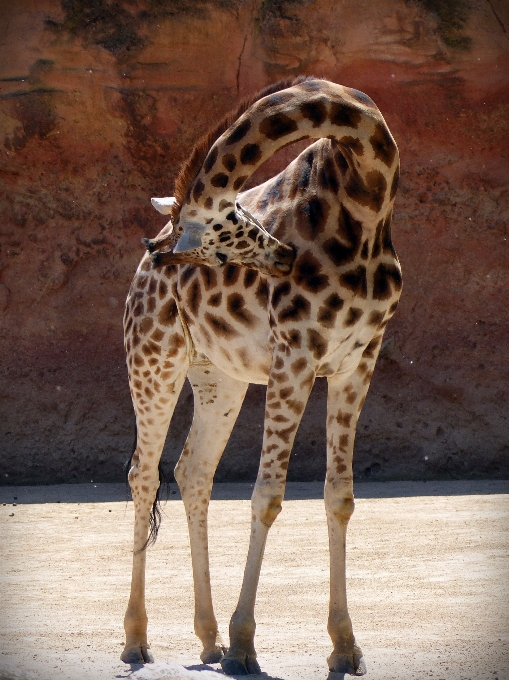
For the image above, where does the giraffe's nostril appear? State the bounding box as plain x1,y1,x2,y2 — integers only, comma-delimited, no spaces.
274,261,292,274
275,244,296,263
274,245,296,272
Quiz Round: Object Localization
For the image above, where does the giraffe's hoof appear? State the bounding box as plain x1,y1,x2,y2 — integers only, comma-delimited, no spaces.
221,654,261,676
327,644,366,676
200,644,226,664
120,645,155,664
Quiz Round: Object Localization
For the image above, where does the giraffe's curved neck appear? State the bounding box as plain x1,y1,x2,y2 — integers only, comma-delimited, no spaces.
183,79,399,220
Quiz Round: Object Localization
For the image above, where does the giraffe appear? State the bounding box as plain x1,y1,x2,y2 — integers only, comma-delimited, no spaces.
122,76,401,676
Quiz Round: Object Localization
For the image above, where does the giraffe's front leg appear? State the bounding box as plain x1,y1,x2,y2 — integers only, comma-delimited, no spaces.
325,357,381,676
175,364,248,665
221,353,316,676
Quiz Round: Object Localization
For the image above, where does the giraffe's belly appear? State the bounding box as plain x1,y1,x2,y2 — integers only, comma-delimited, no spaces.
190,322,273,385
190,312,379,385
315,321,382,378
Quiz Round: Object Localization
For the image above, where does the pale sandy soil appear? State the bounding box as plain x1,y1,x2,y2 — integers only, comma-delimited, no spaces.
0,481,508,680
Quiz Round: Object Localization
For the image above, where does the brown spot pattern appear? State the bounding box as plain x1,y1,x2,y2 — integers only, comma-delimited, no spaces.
293,251,329,293
368,310,385,326
197,268,215,292
139,317,153,335
307,329,328,359
345,170,387,213
329,101,361,128
151,328,164,343
289,150,313,200
226,293,256,327
296,197,330,241
193,179,205,202
203,147,218,173
272,281,291,308
158,299,178,326
336,410,352,428
344,307,364,327
318,156,339,194
244,269,258,288
259,112,298,140
317,293,344,328
369,122,397,167
278,295,311,323
207,292,222,307
281,329,302,349
180,266,195,287
322,205,362,266
255,279,269,307
211,173,229,188
340,265,367,298
223,264,240,286
300,99,327,127
372,263,402,300
222,154,237,172
240,143,262,165
204,312,239,339
362,336,381,358
225,118,251,145
158,279,168,299
233,175,248,190
340,135,364,156
218,199,233,212
186,279,202,316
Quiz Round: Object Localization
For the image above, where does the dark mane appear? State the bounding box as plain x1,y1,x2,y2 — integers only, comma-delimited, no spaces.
170,75,316,220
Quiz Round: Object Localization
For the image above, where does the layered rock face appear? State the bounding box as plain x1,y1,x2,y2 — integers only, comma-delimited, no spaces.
1,0,508,484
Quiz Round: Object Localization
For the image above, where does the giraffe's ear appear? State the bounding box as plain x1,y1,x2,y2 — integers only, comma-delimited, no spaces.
173,222,207,253
151,197,177,214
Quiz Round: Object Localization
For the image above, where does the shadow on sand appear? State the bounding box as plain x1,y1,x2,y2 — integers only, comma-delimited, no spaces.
1,479,507,505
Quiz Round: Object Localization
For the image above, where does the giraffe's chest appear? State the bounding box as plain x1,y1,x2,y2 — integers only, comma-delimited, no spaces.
178,265,274,384
176,253,400,385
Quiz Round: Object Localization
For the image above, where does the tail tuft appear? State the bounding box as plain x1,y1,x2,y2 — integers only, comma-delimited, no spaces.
145,460,167,550
125,422,166,552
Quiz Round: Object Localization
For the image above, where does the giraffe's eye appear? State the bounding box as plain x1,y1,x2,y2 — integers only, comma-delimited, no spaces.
216,252,228,266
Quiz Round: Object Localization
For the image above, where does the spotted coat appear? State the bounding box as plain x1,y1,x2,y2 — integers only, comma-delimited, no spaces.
121,77,401,677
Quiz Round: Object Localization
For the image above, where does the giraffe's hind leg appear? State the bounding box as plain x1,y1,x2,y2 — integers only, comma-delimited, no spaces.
174,361,248,664
121,313,190,664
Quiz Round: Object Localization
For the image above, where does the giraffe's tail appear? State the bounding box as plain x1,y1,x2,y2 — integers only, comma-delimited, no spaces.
124,422,166,551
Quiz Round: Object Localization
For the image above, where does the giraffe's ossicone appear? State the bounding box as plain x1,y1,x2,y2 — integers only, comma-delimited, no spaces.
122,77,401,676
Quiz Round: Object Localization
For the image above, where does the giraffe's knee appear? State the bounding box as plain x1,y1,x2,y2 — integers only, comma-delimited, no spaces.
325,494,355,523
252,492,283,528
261,496,283,527
128,460,160,499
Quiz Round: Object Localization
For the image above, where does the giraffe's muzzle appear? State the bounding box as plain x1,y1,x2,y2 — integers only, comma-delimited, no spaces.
272,244,295,276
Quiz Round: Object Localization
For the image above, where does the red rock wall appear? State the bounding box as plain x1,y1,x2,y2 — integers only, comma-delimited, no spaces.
1,0,508,484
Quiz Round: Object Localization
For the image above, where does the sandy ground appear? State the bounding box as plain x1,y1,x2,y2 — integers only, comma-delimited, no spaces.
0,480,508,680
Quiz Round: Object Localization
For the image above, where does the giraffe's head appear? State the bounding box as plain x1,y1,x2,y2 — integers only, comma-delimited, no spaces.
141,79,320,277
145,196,295,277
